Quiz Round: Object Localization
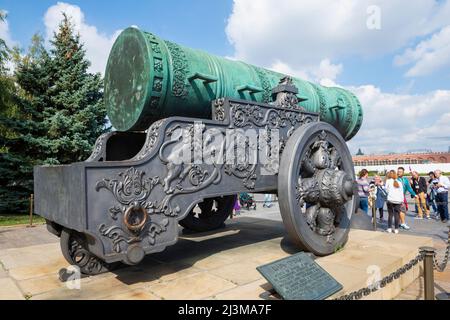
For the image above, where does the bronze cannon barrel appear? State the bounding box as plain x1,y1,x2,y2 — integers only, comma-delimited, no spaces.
105,27,363,140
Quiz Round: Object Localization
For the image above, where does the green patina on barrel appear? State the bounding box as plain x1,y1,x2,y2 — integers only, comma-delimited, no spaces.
105,27,363,140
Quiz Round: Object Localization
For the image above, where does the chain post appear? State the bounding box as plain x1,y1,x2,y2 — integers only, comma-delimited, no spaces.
27,194,35,228
368,187,377,231
419,246,435,300
371,200,377,231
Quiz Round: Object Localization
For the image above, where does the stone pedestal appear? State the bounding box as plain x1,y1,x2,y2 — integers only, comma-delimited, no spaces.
0,220,433,300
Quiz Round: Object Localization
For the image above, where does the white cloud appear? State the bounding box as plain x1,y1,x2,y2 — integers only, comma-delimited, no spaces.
268,60,450,154
0,11,18,73
43,2,121,74
313,59,343,87
347,85,450,154
0,10,18,48
268,60,310,80
268,59,343,87
226,0,450,153
226,0,450,72
394,25,450,77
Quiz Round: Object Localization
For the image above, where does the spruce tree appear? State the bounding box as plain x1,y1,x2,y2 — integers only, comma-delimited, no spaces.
47,13,108,164
0,14,108,213
0,34,54,213
0,11,16,139
0,11,31,213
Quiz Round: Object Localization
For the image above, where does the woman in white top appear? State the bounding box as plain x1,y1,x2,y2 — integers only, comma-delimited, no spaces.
385,170,404,233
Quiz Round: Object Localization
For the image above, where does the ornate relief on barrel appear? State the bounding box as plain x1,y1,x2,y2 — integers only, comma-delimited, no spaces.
143,32,166,114
346,92,363,141
310,83,327,119
164,40,189,99
255,67,272,103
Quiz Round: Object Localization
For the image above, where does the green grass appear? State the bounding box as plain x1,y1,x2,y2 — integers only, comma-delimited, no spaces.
0,214,45,227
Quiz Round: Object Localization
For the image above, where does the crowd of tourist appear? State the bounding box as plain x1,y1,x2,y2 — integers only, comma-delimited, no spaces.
357,167,450,234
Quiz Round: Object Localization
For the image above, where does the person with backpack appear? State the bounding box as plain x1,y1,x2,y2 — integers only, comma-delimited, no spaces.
397,167,418,230
385,170,404,234
434,170,450,223
373,175,387,222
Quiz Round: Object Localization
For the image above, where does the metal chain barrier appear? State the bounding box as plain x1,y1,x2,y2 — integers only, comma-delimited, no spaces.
433,226,450,272
334,226,449,300
333,252,424,300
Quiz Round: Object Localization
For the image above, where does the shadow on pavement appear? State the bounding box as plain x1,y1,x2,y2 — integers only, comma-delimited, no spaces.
111,216,299,286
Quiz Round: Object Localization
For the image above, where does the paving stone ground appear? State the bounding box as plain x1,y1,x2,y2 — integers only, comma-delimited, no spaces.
248,196,450,300
0,223,56,250
0,196,447,300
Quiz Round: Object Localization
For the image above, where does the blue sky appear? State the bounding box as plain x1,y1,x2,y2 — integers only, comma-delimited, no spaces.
1,0,450,154
1,1,235,59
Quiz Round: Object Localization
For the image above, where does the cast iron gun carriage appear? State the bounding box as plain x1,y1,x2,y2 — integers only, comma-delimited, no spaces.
34,27,363,275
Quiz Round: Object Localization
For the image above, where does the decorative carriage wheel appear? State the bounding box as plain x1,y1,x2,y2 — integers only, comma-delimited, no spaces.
278,122,357,256
179,195,236,232
60,229,116,276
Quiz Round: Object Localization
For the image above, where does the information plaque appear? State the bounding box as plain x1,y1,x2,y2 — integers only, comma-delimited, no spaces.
257,252,343,300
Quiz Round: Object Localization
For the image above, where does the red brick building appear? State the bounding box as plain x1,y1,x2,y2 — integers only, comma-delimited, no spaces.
353,152,450,167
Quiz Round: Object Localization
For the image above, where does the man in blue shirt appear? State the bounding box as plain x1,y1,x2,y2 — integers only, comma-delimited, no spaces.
397,167,418,230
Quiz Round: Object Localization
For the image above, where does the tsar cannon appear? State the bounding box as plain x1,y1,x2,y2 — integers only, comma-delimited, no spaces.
34,27,363,275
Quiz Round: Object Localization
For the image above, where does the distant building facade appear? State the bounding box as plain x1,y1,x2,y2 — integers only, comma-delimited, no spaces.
353,152,450,167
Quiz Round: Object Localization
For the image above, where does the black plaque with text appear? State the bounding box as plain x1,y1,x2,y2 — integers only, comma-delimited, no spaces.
257,252,343,300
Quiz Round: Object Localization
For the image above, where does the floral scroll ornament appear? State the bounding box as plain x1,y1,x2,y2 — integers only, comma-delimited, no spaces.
98,218,169,253
95,167,171,253
133,119,166,161
95,167,160,220
213,98,226,121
